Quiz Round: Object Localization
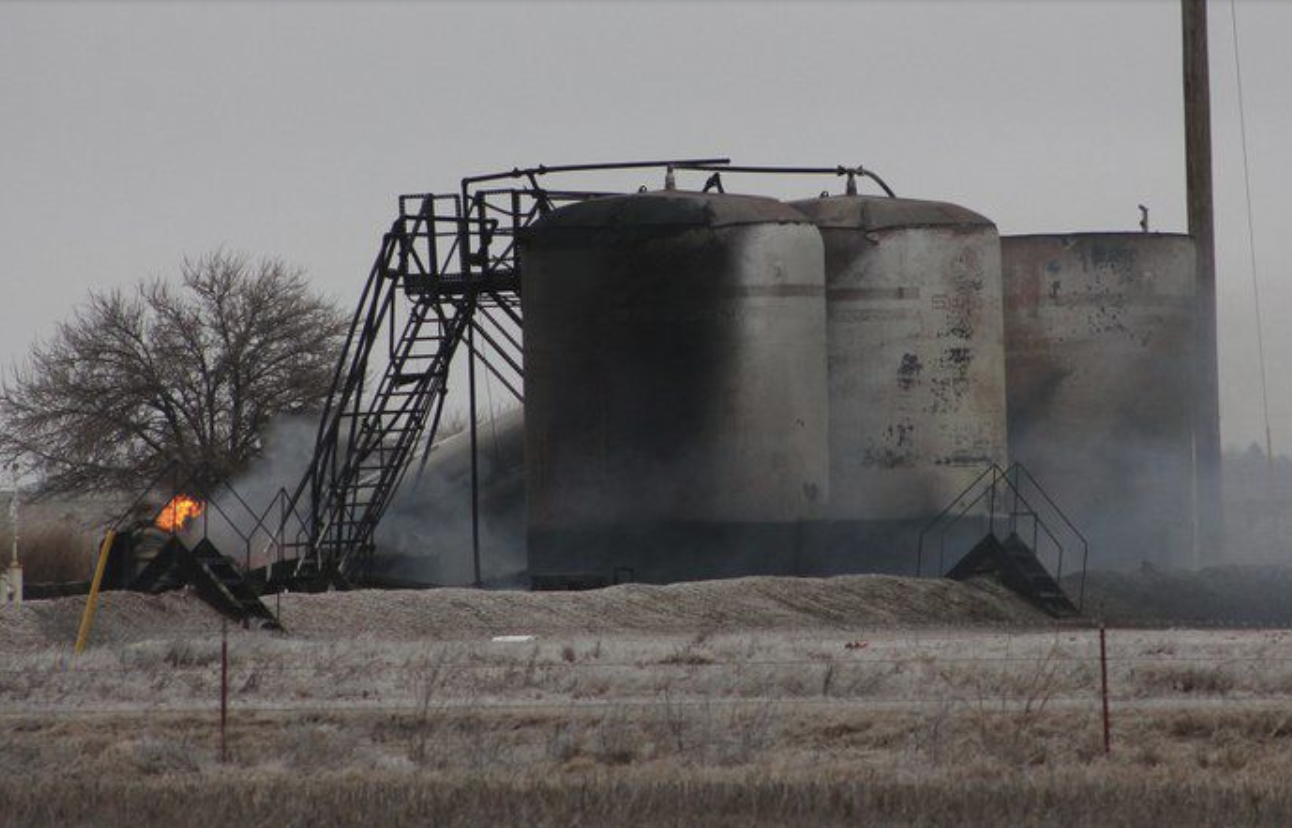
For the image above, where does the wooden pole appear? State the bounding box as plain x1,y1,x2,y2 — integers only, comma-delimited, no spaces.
1183,0,1223,567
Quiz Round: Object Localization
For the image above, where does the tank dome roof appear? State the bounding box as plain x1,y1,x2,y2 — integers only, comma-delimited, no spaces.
791,195,993,231
527,190,811,233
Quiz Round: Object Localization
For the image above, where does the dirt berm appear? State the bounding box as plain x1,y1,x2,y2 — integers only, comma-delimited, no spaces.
1,574,1048,650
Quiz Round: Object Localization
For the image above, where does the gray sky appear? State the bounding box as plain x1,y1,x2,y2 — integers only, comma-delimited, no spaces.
1,0,1289,450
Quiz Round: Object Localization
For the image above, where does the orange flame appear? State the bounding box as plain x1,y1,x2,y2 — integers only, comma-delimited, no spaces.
156,494,205,532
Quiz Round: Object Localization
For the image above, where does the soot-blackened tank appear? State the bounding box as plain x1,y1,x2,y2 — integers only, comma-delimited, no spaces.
1002,234,1196,569
519,190,829,585
790,195,1008,573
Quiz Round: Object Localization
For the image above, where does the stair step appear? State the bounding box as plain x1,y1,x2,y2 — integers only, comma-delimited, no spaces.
948,533,1078,618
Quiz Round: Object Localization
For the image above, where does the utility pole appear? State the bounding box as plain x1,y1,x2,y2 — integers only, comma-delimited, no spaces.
1183,0,1223,566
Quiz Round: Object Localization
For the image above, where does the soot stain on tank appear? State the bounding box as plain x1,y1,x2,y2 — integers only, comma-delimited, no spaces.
863,425,916,469
924,347,975,414
896,353,923,390
933,450,995,467
943,346,974,375
1088,241,1135,272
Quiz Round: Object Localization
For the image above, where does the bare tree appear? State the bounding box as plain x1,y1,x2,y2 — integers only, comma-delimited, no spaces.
0,251,348,495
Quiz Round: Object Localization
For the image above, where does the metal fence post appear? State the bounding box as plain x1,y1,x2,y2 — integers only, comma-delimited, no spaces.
220,619,229,764
1099,625,1111,755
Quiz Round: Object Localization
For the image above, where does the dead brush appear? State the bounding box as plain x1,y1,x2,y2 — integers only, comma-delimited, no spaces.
907,696,958,764
409,653,453,766
283,723,354,771
1245,710,1292,740
495,643,546,689
650,696,778,767
658,686,689,754
830,660,889,698
455,710,510,771
1167,710,1215,739
936,642,1065,766
592,705,638,765
0,669,31,702
127,734,201,775
522,644,541,686
1133,741,1164,767
164,639,221,669
718,699,777,765
1171,708,1292,742
1134,664,1236,696
118,639,220,671
1250,668,1292,695
820,658,836,697
658,643,714,666
545,713,582,763
0,525,94,583
1195,743,1251,771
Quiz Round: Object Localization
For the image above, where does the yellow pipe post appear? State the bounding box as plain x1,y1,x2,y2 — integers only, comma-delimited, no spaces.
74,529,116,654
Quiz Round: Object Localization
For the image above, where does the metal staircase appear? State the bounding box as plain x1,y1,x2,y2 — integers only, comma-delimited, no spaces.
89,462,286,628
269,160,730,588
274,191,524,587
129,535,282,629
947,532,1079,618
918,462,1089,615
301,290,475,584
183,538,283,629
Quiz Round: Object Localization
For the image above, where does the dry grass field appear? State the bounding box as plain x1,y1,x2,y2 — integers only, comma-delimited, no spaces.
0,526,94,584
3,579,1292,826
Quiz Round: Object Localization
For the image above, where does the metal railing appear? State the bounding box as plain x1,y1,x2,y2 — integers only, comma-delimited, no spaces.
916,462,1090,611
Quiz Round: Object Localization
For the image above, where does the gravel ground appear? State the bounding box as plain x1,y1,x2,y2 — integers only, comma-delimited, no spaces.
0,591,222,651
0,574,1049,652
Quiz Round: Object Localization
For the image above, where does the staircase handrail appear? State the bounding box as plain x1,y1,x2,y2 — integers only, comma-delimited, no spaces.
916,460,1090,612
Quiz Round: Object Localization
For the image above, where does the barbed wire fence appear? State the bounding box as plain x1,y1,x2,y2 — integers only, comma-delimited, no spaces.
7,620,1292,766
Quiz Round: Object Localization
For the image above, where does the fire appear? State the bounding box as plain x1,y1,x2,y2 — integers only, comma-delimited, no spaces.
156,494,205,532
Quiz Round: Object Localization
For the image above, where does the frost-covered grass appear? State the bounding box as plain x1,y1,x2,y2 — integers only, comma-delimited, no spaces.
4,626,1292,825
5,627,1292,710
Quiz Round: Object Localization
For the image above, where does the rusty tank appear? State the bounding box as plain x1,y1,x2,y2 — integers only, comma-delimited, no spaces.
1001,233,1197,568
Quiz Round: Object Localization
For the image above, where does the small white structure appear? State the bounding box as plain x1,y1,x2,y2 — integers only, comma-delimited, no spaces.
2,562,21,606
2,480,20,606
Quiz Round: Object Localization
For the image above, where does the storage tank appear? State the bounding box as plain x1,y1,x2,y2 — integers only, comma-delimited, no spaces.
1002,233,1196,569
790,194,1008,574
519,191,828,584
